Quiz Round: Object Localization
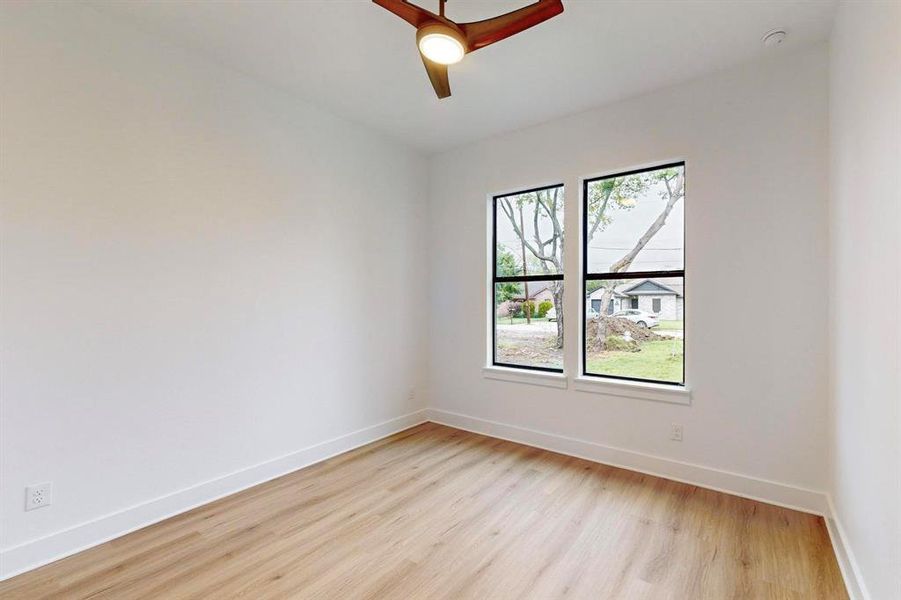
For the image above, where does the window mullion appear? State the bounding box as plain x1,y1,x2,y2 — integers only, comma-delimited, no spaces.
561,175,581,378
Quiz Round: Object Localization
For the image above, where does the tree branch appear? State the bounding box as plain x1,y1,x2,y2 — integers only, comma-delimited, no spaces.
500,197,553,263
588,186,613,240
609,174,683,273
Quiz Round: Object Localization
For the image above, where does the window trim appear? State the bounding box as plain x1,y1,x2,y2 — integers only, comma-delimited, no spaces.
491,183,565,374
581,161,686,387
572,375,690,404
482,366,568,388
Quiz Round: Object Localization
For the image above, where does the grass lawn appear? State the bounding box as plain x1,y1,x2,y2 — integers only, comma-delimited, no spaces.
655,320,684,331
586,339,683,383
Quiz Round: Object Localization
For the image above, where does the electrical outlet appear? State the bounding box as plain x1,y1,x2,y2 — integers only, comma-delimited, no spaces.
26,482,52,511
408,388,416,401
670,424,683,442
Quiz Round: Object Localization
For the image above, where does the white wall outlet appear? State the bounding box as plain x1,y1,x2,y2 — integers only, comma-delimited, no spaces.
25,482,52,511
670,424,683,442
408,388,415,401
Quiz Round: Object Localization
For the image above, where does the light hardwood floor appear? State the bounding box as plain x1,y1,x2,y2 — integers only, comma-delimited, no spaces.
0,423,847,599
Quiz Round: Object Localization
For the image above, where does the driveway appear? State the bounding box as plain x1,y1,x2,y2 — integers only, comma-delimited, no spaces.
495,321,558,339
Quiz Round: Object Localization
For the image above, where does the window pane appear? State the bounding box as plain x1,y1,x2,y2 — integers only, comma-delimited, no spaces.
585,164,683,274
495,186,564,277
494,280,563,370
585,277,683,384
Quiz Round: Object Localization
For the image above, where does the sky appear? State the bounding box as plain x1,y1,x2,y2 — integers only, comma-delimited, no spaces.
586,177,684,273
495,174,684,275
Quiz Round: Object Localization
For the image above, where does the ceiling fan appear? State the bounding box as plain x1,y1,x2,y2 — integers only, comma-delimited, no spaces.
372,0,564,99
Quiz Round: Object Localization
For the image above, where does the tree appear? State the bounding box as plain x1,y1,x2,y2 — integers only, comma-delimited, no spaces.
517,202,532,324
591,168,684,349
496,167,683,351
495,244,522,323
498,186,564,348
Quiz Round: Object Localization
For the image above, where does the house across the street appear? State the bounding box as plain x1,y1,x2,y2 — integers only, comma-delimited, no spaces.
588,278,683,320
496,281,558,317
513,281,555,304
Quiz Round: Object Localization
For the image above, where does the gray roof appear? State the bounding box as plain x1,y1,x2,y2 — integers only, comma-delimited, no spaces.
588,278,683,299
510,280,558,300
618,278,683,297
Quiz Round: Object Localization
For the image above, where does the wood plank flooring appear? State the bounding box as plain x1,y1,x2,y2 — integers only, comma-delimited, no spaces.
0,423,847,599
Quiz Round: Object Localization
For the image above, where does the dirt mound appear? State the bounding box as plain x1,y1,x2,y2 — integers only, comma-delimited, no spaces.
586,316,664,351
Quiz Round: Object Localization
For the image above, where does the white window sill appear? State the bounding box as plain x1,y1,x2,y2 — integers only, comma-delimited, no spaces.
572,375,690,405
482,366,567,389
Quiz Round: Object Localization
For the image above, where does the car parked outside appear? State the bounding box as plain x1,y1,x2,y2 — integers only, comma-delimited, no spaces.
611,309,659,328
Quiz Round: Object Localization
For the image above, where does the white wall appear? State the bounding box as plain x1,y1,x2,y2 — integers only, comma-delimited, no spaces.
428,47,830,497
829,2,901,598
0,1,427,573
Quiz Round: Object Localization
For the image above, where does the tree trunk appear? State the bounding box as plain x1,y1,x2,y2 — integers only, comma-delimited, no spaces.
518,204,531,324
594,286,615,350
551,282,564,349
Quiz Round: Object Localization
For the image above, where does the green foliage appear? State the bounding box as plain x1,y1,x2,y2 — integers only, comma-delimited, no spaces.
585,280,606,294
537,300,553,318
496,282,521,307
495,244,518,277
495,244,522,307
586,165,683,236
587,174,650,233
521,300,536,318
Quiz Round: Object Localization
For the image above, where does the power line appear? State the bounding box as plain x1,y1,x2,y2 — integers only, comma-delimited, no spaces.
589,246,682,250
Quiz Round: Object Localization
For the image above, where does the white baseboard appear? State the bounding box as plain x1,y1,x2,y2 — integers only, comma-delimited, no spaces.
425,408,828,515
0,409,428,581
823,495,870,600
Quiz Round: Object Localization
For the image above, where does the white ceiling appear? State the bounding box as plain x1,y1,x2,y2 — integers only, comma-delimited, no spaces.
88,0,836,154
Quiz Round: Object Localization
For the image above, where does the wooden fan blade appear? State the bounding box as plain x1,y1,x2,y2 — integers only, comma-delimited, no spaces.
460,0,563,52
371,0,437,28
420,53,451,99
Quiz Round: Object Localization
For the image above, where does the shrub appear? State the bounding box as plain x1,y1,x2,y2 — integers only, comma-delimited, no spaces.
521,300,536,319
537,300,553,318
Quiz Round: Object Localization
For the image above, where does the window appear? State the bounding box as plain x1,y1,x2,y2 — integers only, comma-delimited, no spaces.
493,184,564,371
583,163,684,385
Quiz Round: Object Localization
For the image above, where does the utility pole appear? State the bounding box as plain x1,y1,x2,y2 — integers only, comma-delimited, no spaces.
518,202,531,324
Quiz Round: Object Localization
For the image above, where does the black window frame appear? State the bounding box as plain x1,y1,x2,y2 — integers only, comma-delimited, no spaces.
652,298,662,313
492,183,565,373
582,161,685,386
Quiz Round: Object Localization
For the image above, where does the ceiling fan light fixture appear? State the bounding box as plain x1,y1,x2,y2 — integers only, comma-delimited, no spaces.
374,0,564,98
417,24,466,65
